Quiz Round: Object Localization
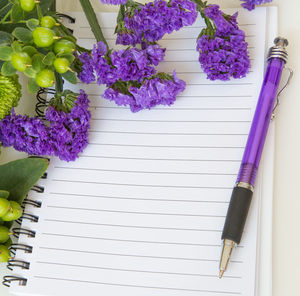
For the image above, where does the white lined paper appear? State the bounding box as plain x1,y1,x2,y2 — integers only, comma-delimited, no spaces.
10,8,269,296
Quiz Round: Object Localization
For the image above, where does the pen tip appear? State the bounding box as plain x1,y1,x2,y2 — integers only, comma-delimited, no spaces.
219,270,225,279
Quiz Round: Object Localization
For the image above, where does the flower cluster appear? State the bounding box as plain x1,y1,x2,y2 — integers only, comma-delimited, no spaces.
0,90,91,161
79,42,165,85
79,41,185,112
100,0,127,4
103,72,186,112
196,5,250,81
240,0,272,10
116,0,197,46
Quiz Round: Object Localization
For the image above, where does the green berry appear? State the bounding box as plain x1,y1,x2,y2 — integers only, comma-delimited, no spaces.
53,58,70,74
41,16,57,29
35,69,55,88
11,52,32,72
54,39,75,55
0,226,10,244
20,0,36,12
0,198,10,217
2,201,23,222
0,245,10,263
33,27,56,48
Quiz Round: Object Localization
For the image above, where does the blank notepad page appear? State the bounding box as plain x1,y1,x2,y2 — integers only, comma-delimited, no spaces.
11,8,267,296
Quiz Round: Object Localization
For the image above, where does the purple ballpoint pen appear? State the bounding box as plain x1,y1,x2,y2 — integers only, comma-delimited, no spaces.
219,37,289,278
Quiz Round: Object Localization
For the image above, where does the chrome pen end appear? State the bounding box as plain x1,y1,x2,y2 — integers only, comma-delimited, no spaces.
219,239,235,278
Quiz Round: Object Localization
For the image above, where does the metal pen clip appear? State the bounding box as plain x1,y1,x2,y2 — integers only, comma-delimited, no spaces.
271,66,294,120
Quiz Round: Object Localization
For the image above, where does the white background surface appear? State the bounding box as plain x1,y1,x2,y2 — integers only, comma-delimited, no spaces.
0,1,299,296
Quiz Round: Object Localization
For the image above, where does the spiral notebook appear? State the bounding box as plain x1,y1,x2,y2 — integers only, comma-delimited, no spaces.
3,7,277,296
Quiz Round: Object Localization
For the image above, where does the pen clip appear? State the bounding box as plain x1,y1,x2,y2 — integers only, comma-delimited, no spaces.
271,67,294,120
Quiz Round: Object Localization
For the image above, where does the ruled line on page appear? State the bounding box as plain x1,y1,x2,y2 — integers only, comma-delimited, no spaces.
33,276,242,295
53,166,236,176
35,261,242,280
46,205,226,218
48,192,230,204
88,106,253,110
41,232,224,247
43,219,223,232
87,131,248,136
50,179,233,190
39,246,243,264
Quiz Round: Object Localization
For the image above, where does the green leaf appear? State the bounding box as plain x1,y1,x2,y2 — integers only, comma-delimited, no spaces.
12,27,33,44
62,70,77,84
1,61,16,76
58,53,75,64
11,41,22,52
0,190,9,199
0,46,13,61
0,31,13,46
0,2,12,19
42,51,55,66
24,66,36,78
27,78,39,93
32,53,45,72
11,3,24,23
0,158,49,204
26,18,39,31
22,45,38,57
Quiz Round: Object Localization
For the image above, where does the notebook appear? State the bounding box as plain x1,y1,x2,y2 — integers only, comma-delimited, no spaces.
3,7,277,296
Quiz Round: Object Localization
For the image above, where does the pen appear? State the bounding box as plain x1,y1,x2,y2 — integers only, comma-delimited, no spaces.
219,37,290,278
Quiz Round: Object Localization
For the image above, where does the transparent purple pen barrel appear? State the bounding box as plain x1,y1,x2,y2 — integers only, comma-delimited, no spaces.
237,57,285,186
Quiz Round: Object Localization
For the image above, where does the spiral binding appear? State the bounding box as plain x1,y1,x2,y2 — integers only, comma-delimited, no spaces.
2,276,27,288
3,158,48,287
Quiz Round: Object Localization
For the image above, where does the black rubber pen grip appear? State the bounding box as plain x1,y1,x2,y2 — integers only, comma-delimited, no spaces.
221,186,253,244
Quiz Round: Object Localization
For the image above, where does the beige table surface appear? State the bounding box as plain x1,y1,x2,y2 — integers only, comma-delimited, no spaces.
1,0,300,295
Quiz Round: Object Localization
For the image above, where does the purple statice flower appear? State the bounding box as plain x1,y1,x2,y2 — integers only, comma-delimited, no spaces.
79,41,166,85
78,52,95,84
0,109,52,156
118,0,197,45
103,71,186,112
116,30,142,46
241,0,272,10
0,90,91,161
46,90,91,161
100,0,127,5
196,5,250,81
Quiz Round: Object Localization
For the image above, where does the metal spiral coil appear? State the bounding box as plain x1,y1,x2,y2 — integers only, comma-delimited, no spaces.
17,213,39,224
22,199,42,208
11,228,36,239
268,37,288,63
35,88,55,118
2,276,27,287
30,185,45,193
7,260,30,271
9,244,33,256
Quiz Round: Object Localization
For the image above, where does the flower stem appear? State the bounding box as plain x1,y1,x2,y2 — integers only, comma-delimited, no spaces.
55,72,64,94
0,9,11,24
79,0,109,48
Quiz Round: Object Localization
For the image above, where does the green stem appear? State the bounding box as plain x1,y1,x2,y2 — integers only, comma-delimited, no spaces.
55,72,64,94
0,10,11,24
79,0,109,48
36,4,43,21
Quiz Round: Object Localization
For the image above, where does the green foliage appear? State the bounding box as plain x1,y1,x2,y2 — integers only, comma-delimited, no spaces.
11,3,25,23
22,45,38,57
12,27,33,43
1,61,16,76
42,51,55,65
0,158,49,205
26,18,39,31
62,70,77,84
27,77,39,93
0,74,21,118
0,46,13,61
0,191,9,199
0,31,13,46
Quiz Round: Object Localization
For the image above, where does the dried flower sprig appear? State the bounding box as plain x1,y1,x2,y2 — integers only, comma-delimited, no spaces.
192,2,250,81
240,0,273,10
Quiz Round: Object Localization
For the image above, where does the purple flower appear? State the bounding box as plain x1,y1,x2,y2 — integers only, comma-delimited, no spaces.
78,52,95,84
103,72,186,112
240,0,272,10
117,0,197,45
79,41,166,85
0,90,91,161
100,0,127,5
196,5,250,81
